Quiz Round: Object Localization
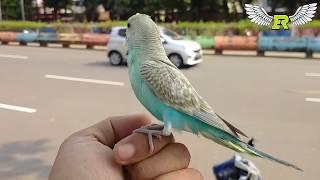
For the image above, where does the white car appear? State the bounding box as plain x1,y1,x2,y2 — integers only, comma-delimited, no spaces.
106,26,202,68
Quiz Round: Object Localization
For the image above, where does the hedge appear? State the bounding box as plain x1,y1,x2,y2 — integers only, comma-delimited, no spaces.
1,20,320,35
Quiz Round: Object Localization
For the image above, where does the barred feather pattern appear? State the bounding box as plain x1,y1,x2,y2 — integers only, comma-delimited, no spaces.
140,58,245,137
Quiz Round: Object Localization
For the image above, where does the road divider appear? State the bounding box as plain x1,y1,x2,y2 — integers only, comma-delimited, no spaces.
1,31,110,49
0,103,37,113
0,32,16,44
2,29,320,58
305,98,320,103
0,54,28,59
305,73,320,77
215,36,257,54
45,74,125,86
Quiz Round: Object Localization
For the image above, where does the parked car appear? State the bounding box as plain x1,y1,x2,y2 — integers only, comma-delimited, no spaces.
106,26,202,68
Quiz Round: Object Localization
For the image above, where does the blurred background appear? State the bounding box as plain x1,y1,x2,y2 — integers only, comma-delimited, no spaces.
0,0,319,180
1,0,320,54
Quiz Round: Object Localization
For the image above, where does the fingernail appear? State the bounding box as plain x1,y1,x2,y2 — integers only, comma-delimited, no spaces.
117,144,135,161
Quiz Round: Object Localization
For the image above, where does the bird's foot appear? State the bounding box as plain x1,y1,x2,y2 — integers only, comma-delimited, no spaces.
134,124,171,153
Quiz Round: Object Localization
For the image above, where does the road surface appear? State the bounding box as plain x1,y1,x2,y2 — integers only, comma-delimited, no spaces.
0,45,319,180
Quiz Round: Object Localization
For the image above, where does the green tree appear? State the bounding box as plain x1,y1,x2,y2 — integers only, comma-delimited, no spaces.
107,0,147,20
82,0,101,21
187,0,223,21
161,0,186,22
221,0,229,21
143,0,161,15
238,0,256,19
24,0,34,20
267,0,304,14
1,0,20,20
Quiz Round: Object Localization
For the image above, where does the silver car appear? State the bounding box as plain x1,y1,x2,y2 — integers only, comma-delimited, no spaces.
106,26,202,68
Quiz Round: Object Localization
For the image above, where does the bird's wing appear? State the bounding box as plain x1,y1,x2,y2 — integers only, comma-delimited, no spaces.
244,4,273,26
140,59,248,138
289,3,318,26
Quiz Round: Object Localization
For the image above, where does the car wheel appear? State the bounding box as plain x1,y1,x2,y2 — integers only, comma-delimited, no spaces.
169,54,183,68
109,51,123,66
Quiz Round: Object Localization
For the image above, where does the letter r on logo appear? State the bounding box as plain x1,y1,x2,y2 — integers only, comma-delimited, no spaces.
272,15,289,30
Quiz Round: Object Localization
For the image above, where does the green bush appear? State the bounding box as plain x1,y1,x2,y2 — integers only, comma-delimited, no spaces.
302,20,320,29
186,35,215,49
1,20,320,35
0,21,127,33
0,21,44,31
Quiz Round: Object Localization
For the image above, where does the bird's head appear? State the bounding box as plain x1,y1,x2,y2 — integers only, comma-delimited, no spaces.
126,13,161,48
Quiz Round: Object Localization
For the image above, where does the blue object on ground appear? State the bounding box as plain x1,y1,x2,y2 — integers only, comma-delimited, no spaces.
91,27,109,34
307,37,320,52
16,31,37,43
37,27,57,42
258,36,308,52
261,30,291,37
213,154,262,180
213,156,240,180
39,27,56,33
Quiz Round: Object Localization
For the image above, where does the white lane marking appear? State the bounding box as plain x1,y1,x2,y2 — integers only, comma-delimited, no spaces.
0,54,28,59
305,73,320,77
0,103,37,113
305,98,320,103
45,74,125,86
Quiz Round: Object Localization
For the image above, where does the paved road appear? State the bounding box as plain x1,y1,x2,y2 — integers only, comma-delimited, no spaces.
0,45,319,180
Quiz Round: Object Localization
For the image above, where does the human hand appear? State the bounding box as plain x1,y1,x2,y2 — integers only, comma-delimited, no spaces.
49,114,203,180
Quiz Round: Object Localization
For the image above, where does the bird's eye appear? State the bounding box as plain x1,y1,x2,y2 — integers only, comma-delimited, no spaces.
127,23,131,28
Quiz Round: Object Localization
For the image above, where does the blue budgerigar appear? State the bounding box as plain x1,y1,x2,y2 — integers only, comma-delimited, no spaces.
126,13,302,171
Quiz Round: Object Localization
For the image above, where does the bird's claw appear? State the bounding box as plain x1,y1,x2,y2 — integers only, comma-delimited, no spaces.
133,125,167,154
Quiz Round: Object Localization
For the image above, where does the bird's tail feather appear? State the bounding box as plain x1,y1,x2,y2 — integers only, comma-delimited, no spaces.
200,130,302,171
243,143,303,171
227,139,303,171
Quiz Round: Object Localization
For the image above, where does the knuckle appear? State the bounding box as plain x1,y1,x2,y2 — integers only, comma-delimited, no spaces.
171,143,191,163
62,132,81,145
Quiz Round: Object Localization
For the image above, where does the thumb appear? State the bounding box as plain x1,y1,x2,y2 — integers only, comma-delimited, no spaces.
74,114,151,148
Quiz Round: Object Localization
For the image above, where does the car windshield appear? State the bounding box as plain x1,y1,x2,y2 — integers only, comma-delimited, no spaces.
118,28,126,37
161,28,183,40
